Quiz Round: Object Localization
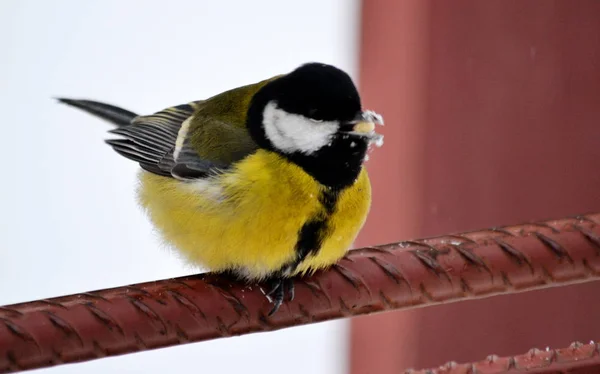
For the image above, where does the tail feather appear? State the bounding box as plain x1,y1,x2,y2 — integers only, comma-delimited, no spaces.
57,98,138,126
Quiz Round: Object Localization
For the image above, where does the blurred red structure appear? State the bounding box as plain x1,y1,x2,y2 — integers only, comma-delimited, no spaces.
408,341,600,374
353,0,600,372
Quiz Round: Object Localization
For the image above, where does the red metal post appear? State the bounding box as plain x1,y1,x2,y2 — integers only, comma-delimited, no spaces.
1,214,599,373
352,1,432,371
355,0,600,371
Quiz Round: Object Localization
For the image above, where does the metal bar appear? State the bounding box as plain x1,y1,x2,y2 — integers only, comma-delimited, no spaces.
406,341,600,373
1,213,599,373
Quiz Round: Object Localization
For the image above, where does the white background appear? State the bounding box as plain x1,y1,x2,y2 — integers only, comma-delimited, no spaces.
0,1,360,373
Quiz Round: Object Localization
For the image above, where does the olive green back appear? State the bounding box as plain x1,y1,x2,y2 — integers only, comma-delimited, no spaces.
189,75,281,165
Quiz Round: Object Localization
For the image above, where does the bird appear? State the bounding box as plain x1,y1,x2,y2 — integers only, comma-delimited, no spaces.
57,62,384,315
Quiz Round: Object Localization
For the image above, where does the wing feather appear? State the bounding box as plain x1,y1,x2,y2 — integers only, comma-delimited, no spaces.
106,100,248,180
60,77,276,180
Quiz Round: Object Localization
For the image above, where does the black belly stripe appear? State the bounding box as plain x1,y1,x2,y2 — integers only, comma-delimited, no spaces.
319,188,338,215
288,188,340,273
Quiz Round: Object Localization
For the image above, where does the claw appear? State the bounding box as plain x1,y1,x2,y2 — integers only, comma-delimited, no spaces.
267,282,284,316
286,280,295,302
264,277,295,316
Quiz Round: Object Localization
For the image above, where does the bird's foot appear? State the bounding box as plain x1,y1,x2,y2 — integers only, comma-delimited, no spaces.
263,277,295,316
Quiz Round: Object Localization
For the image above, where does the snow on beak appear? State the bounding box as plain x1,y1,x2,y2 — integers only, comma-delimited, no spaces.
346,110,384,147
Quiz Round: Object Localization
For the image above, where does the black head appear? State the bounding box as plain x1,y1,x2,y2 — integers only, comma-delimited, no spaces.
247,62,383,190
269,62,361,122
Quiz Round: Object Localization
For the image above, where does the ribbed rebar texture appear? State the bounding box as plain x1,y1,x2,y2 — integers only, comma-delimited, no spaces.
1,214,600,373
407,341,600,374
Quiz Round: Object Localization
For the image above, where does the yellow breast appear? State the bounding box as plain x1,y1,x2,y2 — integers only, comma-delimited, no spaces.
136,150,371,280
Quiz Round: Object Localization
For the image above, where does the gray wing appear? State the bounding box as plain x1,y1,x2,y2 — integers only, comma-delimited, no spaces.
59,97,256,180
107,102,230,180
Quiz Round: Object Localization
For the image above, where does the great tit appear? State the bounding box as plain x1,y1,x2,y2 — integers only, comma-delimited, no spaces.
58,62,384,314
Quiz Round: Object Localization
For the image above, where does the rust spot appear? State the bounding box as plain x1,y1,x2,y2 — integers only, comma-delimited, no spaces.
446,234,477,244
399,240,439,251
43,311,84,346
297,304,312,321
338,297,352,315
6,350,18,369
532,222,561,234
128,297,167,335
494,238,533,270
303,280,324,297
39,300,68,310
489,227,516,237
214,317,230,336
51,348,64,364
92,340,107,357
174,325,190,343
534,232,573,263
0,306,23,317
459,278,472,294
539,266,555,283
369,256,407,285
412,249,451,281
361,245,394,254
500,272,512,288
332,264,361,291
125,287,152,297
379,291,394,309
166,290,207,321
210,286,249,319
84,303,125,336
453,246,490,272
133,332,147,349
576,225,600,255
171,280,195,290
582,259,600,275
257,313,274,329
574,214,600,226
0,318,38,344
418,283,435,302
468,363,479,374
79,292,109,302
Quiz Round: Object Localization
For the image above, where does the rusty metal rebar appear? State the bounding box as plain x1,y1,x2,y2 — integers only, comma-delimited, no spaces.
1,213,599,373
407,341,600,374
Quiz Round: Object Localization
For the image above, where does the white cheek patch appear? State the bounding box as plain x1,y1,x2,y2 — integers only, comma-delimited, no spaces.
262,101,339,154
